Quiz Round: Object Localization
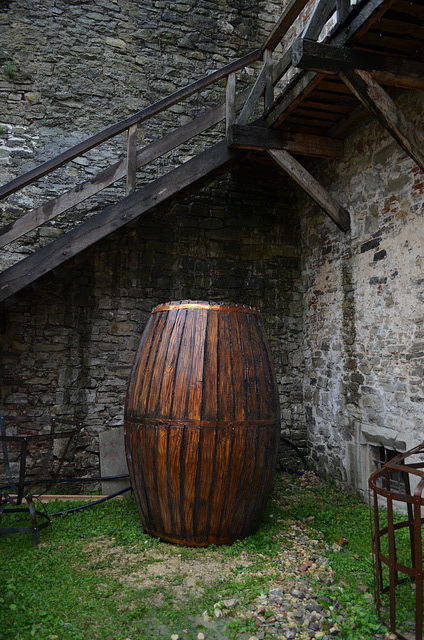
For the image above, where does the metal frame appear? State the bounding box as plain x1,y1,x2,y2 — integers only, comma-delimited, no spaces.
369,442,424,640
0,416,82,544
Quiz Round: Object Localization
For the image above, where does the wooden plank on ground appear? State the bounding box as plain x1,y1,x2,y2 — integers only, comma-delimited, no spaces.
0,88,251,249
340,68,424,172
0,141,240,303
9,494,126,503
228,124,343,158
267,148,351,231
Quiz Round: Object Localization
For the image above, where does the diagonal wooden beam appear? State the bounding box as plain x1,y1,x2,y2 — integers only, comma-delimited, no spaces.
267,149,350,232
340,69,424,173
0,141,241,304
265,0,398,129
261,0,309,53
0,88,252,249
228,124,343,159
237,63,267,125
302,0,334,40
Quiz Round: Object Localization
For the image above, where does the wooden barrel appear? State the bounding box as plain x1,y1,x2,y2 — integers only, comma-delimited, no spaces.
124,300,280,546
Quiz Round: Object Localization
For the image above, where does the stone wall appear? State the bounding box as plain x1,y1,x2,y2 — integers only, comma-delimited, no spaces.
0,0,308,480
3,0,423,495
300,90,424,493
0,0,283,271
1,159,305,478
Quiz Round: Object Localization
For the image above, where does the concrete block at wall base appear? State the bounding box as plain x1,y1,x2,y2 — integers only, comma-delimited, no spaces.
99,427,130,496
360,424,406,450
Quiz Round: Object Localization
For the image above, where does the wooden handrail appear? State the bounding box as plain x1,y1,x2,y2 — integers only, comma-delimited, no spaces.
0,1,333,205
0,48,261,201
0,88,251,248
0,0,369,206
0,0,402,303
261,0,310,53
0,0,354,250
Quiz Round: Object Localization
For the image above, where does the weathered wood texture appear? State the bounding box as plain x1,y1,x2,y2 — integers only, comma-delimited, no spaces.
340,69,424,173
124,301,280,546
0,49,260,201
265,0,402,130
126,124,138,195
0,141,239,304
336,0,350,23
264,50,274,110
226,72,236,137
302,0,334,40
228,124,343,158
267,148,350,231
237,63,268,126
261,0,309,52
0,88,251,249
292,38,424,90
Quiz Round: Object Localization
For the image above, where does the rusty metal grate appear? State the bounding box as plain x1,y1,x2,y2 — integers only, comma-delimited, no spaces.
369,442,424,640
0,416,82,544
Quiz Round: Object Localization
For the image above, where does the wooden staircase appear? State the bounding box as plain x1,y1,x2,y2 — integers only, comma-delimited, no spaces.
1,0,423,306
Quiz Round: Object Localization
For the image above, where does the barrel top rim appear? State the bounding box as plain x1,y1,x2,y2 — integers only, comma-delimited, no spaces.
152,300,261,314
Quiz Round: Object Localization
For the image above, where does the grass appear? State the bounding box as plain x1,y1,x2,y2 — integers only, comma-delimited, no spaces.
4,61,17,80
1,473,412,640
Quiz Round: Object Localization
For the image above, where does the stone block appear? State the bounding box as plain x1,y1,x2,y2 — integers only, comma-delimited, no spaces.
99,427,130,496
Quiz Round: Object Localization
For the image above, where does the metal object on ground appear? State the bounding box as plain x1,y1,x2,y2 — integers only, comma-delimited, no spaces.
369,442,424,640
0,416,82,544
277,435,309,475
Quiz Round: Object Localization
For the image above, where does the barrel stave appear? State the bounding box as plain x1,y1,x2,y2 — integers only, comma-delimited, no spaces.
124,301,280,546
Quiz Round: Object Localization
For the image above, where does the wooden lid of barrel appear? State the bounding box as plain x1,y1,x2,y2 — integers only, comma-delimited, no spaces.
124,300,280,546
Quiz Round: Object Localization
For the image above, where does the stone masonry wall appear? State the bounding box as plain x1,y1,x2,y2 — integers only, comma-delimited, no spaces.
0,0,308,479
1,159,305,478
0,0,284,271
301,90,424,494
5,0,422,494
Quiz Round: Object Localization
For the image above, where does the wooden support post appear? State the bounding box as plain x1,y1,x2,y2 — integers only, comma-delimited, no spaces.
226,72,236,139
267,148,350,232
302,0,334,40
340,69,424,173
126,123,138,195
336,0,350,23
264,50,274,110
237,64,267,125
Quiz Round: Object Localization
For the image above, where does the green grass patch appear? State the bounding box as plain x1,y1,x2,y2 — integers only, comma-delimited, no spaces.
0,474,404,640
